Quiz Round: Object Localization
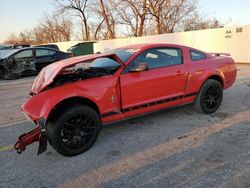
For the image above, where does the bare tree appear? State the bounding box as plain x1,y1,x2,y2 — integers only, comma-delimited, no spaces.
5,31,37,44
37,13,73,43
55,0,92,40
5,14,73,44
93,0,116,39
183,15,224,31
4,0,224,43
55,17,73,41
89,19,105,40
5,33,20,44
148,0,197,34
115,0,148,37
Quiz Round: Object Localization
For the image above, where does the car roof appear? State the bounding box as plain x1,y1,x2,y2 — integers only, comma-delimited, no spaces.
0,49,19,59
118,43,186,48
117,43,209,56
1,46,59,51
116,43,190,50
29,47,59,50
0,47,62,59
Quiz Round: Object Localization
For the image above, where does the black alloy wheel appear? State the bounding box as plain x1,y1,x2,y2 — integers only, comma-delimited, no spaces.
47,105,101,156
195,79,223,114
202,84,222,110
60,113,97,150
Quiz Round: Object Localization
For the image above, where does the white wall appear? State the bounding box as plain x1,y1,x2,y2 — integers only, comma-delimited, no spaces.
94,25,250,63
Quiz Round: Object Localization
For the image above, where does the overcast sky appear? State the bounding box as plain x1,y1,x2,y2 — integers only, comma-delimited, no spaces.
0,0,250,43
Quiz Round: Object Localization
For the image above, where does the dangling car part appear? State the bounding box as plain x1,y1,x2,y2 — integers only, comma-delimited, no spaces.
14,44,237,156
14,118,47,154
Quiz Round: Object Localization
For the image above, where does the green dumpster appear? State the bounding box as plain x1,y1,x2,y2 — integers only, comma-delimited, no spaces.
67,42,95,56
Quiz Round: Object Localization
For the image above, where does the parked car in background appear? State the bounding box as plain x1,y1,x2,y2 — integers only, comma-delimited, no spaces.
14,43,237,156
0,47,72,79
0,49,15,57
34,44,59,50
0,44,13,50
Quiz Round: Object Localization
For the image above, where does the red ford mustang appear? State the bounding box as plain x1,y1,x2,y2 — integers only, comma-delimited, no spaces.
14,43,237,156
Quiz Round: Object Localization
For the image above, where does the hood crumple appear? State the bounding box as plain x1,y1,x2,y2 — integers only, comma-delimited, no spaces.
31,53,124,94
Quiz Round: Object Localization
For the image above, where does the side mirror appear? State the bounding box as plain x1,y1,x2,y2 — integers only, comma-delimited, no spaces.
129,62,149,72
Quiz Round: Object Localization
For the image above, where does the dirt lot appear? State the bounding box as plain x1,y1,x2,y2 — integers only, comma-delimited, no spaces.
0,64,250,188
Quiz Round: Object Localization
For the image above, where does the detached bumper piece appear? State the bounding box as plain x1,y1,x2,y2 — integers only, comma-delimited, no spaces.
14,119,47,155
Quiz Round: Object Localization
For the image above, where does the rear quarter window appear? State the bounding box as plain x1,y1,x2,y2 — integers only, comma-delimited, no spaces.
49,50,56,55
190,50,206,61
35,49,50,57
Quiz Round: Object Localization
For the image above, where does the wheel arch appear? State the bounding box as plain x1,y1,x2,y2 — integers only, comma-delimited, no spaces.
206,74,224,88
204,74,224,88
194,73,224,99
47,96,100,123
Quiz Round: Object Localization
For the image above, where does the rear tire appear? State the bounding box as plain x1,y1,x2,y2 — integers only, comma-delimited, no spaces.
195,79,223,114
47,105,101,156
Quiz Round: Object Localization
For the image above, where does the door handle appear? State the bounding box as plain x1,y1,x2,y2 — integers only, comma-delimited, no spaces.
176,71,185,76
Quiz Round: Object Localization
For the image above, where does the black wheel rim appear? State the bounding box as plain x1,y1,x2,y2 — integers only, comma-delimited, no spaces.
60,113,97,150
202,84,222,110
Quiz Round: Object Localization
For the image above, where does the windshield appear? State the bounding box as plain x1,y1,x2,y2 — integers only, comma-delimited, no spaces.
0,49,19,59
90,57,121,71
113,48,139,62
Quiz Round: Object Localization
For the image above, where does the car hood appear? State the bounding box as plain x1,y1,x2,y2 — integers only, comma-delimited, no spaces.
31,53,124,94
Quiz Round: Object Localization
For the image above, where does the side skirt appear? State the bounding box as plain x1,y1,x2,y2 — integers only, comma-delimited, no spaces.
102,101,194,126
101,93,197,126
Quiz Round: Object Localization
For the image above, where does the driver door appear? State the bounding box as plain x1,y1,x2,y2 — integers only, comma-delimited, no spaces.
120,47,188,113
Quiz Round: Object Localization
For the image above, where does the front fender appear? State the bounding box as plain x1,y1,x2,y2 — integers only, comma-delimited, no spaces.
22,84,99,122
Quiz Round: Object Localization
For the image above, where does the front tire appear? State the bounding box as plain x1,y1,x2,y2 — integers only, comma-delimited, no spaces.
195,79,223,114
47,105,101,156
0,68,5,80
4,73,21,80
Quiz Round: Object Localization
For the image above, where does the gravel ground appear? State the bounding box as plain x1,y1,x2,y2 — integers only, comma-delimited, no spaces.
0,64,250,188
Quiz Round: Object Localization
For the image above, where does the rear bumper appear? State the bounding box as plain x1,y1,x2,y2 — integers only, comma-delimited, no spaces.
224,64,237,89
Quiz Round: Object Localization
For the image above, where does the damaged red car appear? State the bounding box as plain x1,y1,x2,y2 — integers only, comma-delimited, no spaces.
14,43,237,156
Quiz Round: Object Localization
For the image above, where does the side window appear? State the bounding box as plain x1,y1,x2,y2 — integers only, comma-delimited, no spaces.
35,49,50,57
190,50,206,61
128,48,182,70
14,50,33,59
